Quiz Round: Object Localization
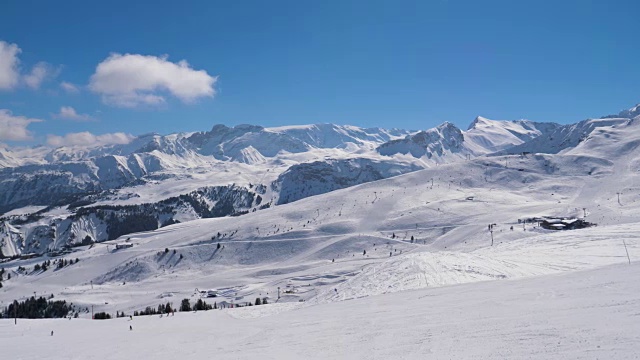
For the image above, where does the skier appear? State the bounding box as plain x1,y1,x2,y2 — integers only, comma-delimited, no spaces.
51,331,54,336
129,325,132,331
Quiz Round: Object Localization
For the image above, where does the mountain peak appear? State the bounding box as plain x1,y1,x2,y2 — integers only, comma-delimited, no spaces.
210,123,264,133
619,103,640,119
468,116,501,130
601,103,640,119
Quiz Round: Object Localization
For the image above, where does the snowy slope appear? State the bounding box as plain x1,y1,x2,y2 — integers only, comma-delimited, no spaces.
498,117,629,155
275,158,422,204
1,106,640,359
0,221,23,257
464,116,559,153
0,131,637,360
2,261,639,359
0,104,639,313
1,141,639,315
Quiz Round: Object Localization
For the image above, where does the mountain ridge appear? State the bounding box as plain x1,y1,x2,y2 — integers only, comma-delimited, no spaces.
1,103,639,255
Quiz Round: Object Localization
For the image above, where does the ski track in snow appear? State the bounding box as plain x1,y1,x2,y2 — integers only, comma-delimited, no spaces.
2,263,640,359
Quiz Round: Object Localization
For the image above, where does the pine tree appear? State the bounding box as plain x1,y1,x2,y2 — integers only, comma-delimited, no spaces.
180,299,191,312
255,297,261,305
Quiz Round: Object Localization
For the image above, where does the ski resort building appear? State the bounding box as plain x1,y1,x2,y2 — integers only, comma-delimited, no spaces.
537,217,594,231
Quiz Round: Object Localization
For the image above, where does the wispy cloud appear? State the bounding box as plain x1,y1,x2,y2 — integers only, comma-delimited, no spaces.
89,53,217,108
60,81,80,93
0,41,21,90
46,131,134,147
0,109,43,141
53,106,95,122
23,62,59,89
0,40,60,91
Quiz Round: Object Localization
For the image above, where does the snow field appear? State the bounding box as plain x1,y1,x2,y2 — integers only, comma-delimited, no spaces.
2,262,639,359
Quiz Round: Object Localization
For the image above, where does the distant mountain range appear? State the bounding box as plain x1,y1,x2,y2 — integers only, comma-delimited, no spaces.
0,103,638,257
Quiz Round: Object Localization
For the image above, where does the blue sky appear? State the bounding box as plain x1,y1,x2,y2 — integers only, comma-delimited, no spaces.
1,0,639,147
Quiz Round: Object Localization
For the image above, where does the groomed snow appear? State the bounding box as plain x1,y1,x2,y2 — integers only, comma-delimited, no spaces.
2,263,639,359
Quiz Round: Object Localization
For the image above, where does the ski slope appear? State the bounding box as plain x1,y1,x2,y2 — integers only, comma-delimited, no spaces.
2,144,639,315
2,262,639,359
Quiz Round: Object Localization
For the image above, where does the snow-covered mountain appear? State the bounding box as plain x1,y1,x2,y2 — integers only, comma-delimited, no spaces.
0,124,413,212
1,113,639,316
617,103,640,118
464,116,560,153
1,103,640,360
496,118,629,155
376,117,560,159
1,103,639,256
275,158,422,205
377,122,467,159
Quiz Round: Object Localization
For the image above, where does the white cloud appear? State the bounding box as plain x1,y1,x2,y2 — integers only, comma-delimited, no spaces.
89,53,217,108
0,41,59,91
23,62,58,89
46,131,134,147
60,81,79,93
0,109,43,141
0,41,21,90
53,106,95,122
